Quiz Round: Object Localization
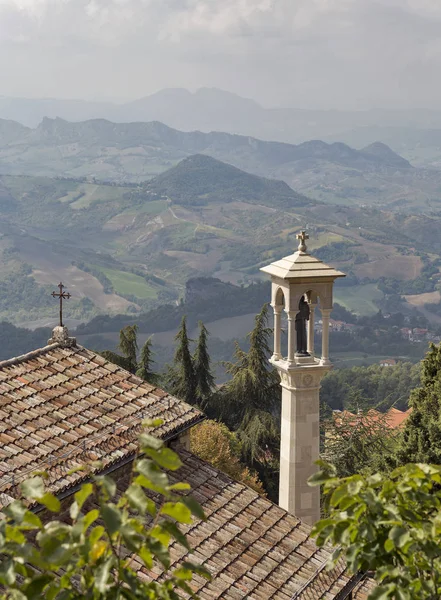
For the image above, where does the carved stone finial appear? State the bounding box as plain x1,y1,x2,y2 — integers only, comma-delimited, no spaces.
296,230,309,253
48,325,76,348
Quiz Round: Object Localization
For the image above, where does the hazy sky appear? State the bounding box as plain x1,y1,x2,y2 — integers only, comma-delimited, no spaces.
1,0,441,109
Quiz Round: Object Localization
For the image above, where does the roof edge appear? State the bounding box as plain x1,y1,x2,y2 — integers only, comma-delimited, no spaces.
0,343,60,369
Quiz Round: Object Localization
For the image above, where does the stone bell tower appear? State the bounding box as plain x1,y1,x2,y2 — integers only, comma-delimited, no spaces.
261,231,345,525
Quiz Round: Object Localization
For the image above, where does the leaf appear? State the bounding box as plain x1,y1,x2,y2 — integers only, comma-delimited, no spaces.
389,526,411,549
24,574,53,599
89,525,105,545
125,484,148,514
330,484,349,508
4,501,27,524
161,502,192,524
21,477,45,500
181,496,206,520
0,558,16,586
139,433,163,451
136,459,169,492
90,540,107,562
94,556,115,593
83,509,100,530
101,504,122,536
75,483,93,510
145,447,183,471
151,525,171,547
138,546,153,569
143,418,164,428
368,583,397,599
181,561,211,580
95,475,116,498
161,521,191,550
167,482,191,492
38,493,61,513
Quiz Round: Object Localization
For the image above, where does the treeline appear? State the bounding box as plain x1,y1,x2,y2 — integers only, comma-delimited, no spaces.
0,321,51,361
77,278,271,335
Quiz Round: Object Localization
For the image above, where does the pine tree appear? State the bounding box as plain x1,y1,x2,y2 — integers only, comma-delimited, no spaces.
166,316,197,405
118,324,138,373
397,343,441,465
136,336,157,384
100,324,139,374
193,321,215,407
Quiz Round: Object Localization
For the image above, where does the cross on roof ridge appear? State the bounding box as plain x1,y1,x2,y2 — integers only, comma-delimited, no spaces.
296,230,309,253
51,281,71,327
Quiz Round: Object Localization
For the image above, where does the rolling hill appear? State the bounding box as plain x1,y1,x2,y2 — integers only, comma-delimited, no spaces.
145,154,311,208
0,152,440,329
0,115,433,210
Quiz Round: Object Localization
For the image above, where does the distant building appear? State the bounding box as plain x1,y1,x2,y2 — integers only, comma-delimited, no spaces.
379,358,397,367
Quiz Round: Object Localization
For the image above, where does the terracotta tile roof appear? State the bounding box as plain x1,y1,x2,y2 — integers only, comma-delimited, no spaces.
0,342,203,506
120,448,364,599
334,407,411,430
352,577,377,599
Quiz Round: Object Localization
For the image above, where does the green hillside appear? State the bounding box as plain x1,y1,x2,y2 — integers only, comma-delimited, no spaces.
0,153,440,327
146,154,311,208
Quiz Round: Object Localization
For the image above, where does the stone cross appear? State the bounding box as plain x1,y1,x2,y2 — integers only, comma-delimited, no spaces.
296,231,309,253
51,282,71,327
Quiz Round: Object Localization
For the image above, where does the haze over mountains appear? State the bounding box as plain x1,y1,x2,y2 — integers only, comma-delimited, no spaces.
2,88,441,166
1,113,435,211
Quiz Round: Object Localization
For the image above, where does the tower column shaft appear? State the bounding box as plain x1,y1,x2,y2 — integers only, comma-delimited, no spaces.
287,312,295,365
307,305,316,355
272,307,282,360
321,309,331,366
279,369,325,525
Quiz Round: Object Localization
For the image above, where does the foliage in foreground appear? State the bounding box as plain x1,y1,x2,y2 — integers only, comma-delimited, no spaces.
0,425,209,599
311,461,441,600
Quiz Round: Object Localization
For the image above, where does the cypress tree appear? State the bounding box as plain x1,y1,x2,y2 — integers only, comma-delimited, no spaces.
136,336,157,384
213,304,281,497
397,343,441,465
166,316,197,405
193,321,215,407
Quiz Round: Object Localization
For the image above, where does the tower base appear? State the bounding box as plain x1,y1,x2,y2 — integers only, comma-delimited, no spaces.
277,363,330,526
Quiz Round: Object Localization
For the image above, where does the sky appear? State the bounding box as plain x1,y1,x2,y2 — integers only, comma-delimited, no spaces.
1,0,441,109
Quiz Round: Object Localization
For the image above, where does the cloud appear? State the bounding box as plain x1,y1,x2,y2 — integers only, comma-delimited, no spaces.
0,0,440,109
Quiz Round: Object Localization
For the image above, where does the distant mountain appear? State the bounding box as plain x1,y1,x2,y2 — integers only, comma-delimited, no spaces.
6,88,441,152
146,154,311,208
360,142,412,169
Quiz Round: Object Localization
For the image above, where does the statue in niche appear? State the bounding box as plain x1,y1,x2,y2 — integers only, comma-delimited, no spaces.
295,296,310,356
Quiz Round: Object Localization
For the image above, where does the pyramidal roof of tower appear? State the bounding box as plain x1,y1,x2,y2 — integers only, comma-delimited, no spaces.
261,248,346,280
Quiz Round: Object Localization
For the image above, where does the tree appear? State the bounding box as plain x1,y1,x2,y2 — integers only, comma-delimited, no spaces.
136,336,157,384
101,326,158,384
211,305,280,497
323,410,398,478
193,321,215,407
311,461,441,599
0,426,209,598
118,324,138,373
166,316,197,405
397,343,441,465
190,420,264,494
